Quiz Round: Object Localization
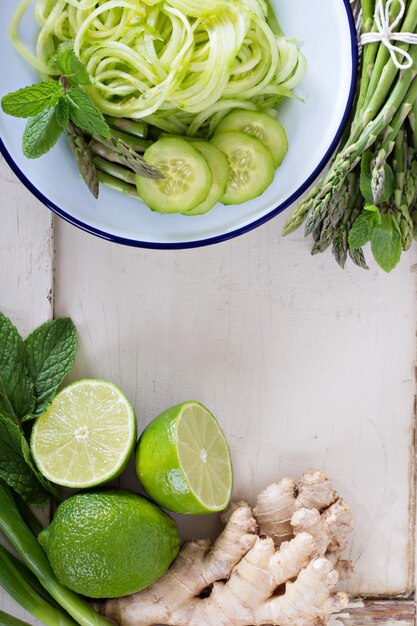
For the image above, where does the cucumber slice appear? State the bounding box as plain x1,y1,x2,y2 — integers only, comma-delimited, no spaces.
215,109,288,168
183,142,229,216
211,131,275,205
136,137,212,214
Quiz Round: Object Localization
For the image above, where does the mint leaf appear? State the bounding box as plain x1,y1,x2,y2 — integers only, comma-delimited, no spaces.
67,86,111,138
25,318,77,417
56,96,69,129
54,41,91,85
0,313,34,423
360,151,374,205
348,205,381,250
370,212,402,272
0,414,50,504
1,82,63,119
364,204,381,220
22,104,64,159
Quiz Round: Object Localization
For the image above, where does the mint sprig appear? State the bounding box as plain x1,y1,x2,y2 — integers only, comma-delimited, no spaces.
348,205,381,250
1,43,110,162
67,86,110,139
349,206,402,273
1,83,64,119
22,103,67,159
370,212,402,273
53,40,91,85
0,311,77,504
25,318,77,417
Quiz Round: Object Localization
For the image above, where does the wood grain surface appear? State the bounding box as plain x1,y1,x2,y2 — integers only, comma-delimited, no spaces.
0,158,53,624
54,211,417,598
1,151,417,623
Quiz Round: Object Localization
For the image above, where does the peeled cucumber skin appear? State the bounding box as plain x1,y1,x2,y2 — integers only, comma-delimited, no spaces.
183,141,229,216
211,131,275,205
135,137,212,214
215,109,288,168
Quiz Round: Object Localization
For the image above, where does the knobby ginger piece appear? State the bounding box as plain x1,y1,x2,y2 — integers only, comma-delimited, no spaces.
99,470,354,626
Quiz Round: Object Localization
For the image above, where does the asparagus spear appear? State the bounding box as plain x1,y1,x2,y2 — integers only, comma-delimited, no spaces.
105,116,148,139
285,39,417,237
93,156,137,185
97,171,140,199
105,128,151,153
65,123,99,199
392,129,414,250
92,136,164,179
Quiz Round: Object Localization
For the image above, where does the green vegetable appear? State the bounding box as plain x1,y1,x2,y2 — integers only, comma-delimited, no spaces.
211,131,275,204
0,481,111,626
9,0,306,137
0,312,34,423
67,87,110,139
25,318,77,417
348,205,381,250
0,545,77,626
65,122,99,199
22,104,65,158
1,42,111,188
1,82,63,118
0,312,76,503
136,137,212,213
215,109,288,168
184,141,229,215
53,41,91,86
370,212,403,272
284,0,417,272
0,414,56,503
0,609,32,626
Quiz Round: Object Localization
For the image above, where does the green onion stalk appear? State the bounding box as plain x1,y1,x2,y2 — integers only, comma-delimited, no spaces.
0,481,111,626
0,546,77,626
284,0,417,272
0,610,32,626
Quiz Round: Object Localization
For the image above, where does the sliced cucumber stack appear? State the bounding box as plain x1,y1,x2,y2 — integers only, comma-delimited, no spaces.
129,111,288,214
184,142,229,216
215,109,288,168
211,131,275,205
136,137,212,214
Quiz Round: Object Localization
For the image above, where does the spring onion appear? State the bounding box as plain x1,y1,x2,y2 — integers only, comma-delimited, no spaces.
0,481,111,626
0,546,77,626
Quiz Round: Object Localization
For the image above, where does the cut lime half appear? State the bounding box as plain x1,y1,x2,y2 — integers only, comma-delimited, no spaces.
135,401,233,514
31,380,137,488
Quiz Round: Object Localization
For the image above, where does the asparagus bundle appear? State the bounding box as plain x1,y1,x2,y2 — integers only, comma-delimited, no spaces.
66,117,162,200
284,0,417,272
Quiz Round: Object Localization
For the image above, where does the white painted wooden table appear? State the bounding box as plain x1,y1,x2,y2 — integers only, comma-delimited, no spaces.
0,154,416,624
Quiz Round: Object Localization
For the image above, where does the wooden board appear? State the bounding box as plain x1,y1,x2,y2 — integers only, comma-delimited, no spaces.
333,601,415,625
0,157,53,624
1,150,417,622
54,212,417,599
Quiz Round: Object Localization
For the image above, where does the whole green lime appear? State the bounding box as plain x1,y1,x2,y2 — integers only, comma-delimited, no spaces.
38,490,179,598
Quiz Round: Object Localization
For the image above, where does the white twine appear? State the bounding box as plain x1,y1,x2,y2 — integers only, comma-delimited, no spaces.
361,0,417,70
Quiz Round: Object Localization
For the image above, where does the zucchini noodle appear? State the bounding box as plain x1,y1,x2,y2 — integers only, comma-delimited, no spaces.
10,0,306,135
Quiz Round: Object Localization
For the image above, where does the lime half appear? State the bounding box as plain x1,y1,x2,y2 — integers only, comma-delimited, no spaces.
31,380,137,488
135,401,233,514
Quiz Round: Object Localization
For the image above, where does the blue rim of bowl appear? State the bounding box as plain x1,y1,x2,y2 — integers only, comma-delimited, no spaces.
0,1,358,250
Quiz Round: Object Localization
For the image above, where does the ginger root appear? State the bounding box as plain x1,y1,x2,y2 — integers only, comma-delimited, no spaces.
99,470,354,626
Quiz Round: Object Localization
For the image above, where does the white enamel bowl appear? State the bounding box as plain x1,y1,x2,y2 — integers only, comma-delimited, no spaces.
0,0,357,248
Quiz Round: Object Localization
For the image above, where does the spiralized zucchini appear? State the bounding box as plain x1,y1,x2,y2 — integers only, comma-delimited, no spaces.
10,0,306,135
